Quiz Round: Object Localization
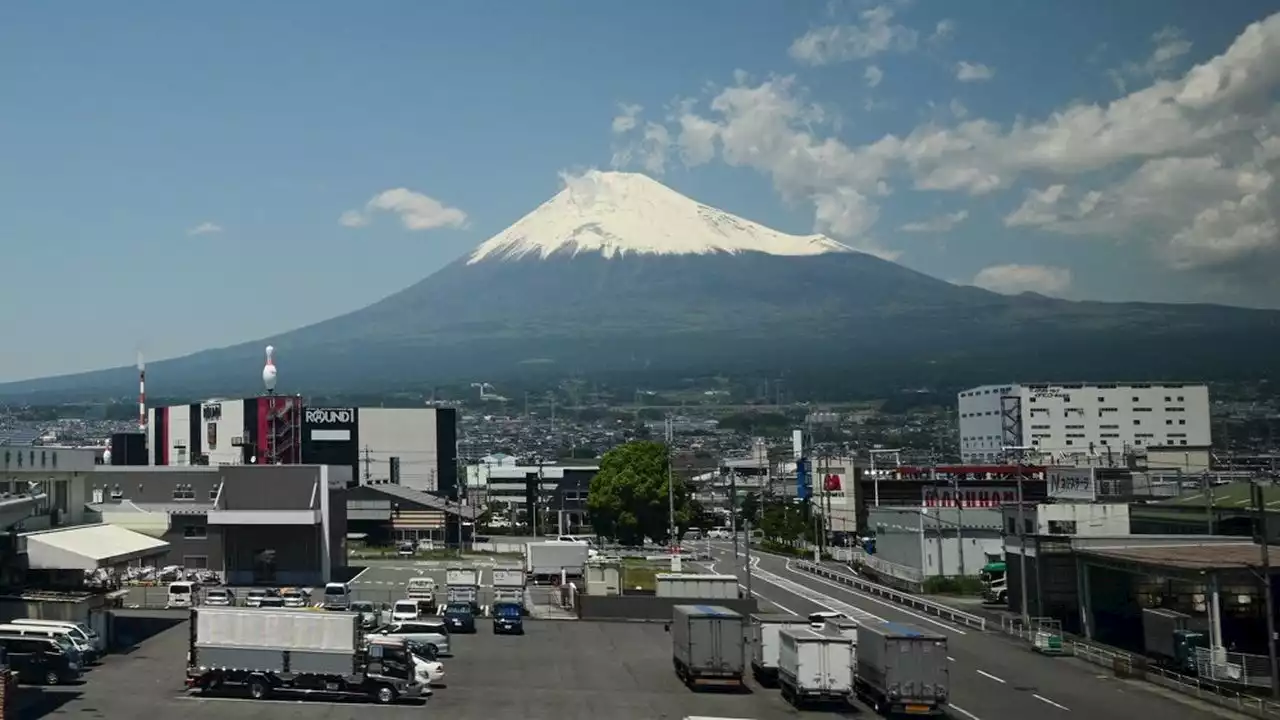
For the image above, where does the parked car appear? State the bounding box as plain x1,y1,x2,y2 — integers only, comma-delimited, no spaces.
244,589,268,608
349,601,378,629
280,588,311,608
380,620,451,657
391,599,422,623
258,596,286,608
491,602,524,635
203,588,236,607
442,603,476,634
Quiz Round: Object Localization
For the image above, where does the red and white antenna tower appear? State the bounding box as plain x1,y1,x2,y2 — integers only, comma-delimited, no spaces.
137,351,147,435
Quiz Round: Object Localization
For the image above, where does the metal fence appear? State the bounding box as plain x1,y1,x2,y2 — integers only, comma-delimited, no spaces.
836,547,926,587
998,616,1280,718
790,560,986,630
1196,647,1276,689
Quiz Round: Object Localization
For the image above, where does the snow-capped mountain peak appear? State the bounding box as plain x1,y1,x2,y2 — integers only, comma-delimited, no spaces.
466,170,853,264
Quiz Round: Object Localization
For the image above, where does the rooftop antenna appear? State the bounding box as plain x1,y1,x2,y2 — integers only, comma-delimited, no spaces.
262,345,278,464
137,350,147,436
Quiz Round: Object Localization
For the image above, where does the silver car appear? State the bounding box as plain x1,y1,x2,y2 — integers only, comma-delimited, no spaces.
203,588,236,607
379,620,451,657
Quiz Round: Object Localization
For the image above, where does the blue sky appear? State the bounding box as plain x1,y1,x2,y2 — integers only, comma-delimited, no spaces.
2,1,1278,382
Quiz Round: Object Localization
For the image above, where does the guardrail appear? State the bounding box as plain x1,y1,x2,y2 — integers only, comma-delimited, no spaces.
999,616,1280,718
836,548,926,586
790,560,987,631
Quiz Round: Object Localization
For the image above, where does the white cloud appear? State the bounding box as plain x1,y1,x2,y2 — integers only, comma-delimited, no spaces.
789,5,919,66
972,264,1072,295
864,65,884,88
187,222,222,236
611,103,643,134
955,61,994,82
900,210,968,233
1109,26,1193,93
611,11,1280,285
340,189,467,231
930,19,956,44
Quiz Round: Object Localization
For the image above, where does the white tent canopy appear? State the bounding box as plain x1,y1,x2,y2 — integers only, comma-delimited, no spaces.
23,524,170,571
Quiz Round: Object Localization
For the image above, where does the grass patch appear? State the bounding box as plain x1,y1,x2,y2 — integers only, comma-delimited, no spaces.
620,564,659,592
922,576,985,595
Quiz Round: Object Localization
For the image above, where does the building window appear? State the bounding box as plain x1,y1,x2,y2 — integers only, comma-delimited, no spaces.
173,483,196,500
209,488,219,501
1047,520,1077,535
183,555,208,569
184,525,207,539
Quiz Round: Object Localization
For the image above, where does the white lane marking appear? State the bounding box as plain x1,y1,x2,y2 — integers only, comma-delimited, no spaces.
976,669,1006,684
749,557,884,623
783,558,966,635
948,704,981,720
742,586,796,615
347,566,372,584
1034,694,1070,711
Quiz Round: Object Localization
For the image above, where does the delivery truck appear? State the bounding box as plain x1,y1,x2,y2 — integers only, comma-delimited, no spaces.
1142,607,1208,674
185,607,425,704
525,541,589,582
491,566,526,609
445,566,480,612
670,605,746,690
853,620,948,716
777,627,856,707
748,613,810,685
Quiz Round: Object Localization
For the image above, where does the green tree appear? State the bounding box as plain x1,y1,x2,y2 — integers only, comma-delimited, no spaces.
587,441,691,545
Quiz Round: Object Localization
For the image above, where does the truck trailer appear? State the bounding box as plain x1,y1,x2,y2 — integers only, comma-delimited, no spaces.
491,566,527,609
853,620,948,716
525,541,589,582
445,566,481,612
777,627,856,707
748,613,810,685
185,607,425,704
1142,607,1207,674
670,605,746,690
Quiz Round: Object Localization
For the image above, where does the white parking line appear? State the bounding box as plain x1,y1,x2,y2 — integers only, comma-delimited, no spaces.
976,669,1006,684
1034,694,1070,711
948,704,981,720
783,559,966,635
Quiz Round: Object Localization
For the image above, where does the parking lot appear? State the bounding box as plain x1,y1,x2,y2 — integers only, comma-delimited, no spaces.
22,613,835,720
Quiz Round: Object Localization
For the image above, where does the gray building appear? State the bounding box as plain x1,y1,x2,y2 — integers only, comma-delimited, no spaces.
85,464,349,586
868,506,1004,578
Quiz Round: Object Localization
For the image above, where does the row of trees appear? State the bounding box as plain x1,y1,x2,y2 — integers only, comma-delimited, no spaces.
585,441,818,547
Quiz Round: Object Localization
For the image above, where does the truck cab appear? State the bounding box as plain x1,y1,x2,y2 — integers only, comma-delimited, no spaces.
979,561,1007,604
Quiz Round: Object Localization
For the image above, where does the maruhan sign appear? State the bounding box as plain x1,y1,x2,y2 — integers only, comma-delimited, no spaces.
1047,467,1096,501
305,407,356,425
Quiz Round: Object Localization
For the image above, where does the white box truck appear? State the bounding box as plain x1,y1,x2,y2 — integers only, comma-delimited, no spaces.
777,627,855,707
185,607,425,704
445,565,480,611
748,613,810,685
670,605,746,690
491,566,526,607
525,541,589,581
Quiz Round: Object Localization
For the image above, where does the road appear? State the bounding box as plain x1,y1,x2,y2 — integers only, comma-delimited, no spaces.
703,542,1239,720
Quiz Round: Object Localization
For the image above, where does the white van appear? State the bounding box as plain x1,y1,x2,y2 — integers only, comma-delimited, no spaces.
167,581,196,608
0,623,96,663
9,619,102,654
322,582,351,610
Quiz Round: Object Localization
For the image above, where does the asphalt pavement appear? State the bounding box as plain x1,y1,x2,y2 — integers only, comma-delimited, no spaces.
702,542,1244,720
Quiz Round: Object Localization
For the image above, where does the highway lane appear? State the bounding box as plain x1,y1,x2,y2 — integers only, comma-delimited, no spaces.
704,543,1232,720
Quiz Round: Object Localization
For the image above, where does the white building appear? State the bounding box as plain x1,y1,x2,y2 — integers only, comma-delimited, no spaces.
957,382,1211,464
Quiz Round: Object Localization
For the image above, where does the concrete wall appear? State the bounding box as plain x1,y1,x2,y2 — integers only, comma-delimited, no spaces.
359,408,441,492
576,594,760,622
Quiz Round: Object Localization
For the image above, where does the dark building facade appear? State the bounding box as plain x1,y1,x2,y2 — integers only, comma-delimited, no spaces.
86,464,348,585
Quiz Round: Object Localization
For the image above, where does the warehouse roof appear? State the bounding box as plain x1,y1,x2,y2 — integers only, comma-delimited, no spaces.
1077,542,1277,571
23,524,170,571
1146,482,1280,512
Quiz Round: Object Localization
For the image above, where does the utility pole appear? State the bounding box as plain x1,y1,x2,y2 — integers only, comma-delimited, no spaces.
1016,460,1030,623
1253,481,1278,699
744,517,753,600
666,418,676,554
730,470,739,558
363,446,372,482
953,475,966,577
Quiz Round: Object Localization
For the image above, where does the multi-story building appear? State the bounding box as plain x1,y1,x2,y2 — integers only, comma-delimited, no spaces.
148,401,459,496
465,454,594,534
957,382,1211,464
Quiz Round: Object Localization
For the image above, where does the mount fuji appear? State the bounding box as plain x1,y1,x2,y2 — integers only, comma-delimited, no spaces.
5,171,1280,400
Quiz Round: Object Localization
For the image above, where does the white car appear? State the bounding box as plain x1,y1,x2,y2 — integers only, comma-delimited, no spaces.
380,620,452,657
409,646,445,685
808,611,847,629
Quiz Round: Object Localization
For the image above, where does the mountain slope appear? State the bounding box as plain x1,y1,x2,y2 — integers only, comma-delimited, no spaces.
3,172,1279,401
